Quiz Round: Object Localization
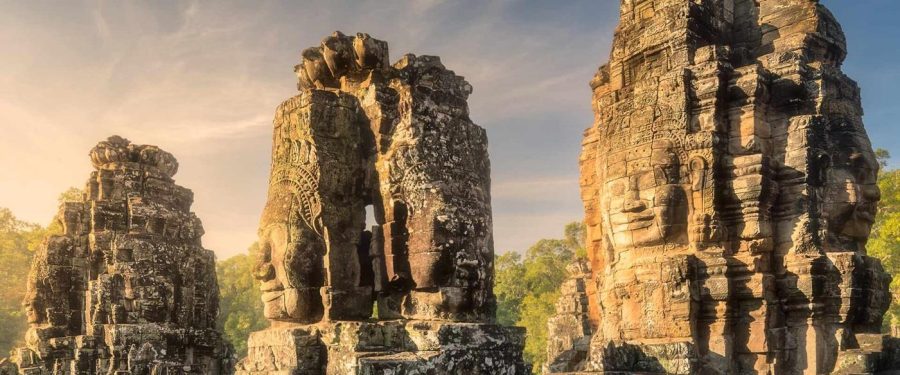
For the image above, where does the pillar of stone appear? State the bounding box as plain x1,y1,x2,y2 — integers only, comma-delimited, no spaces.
235,32,528,375
546,1,895,374
544,259,594,373
11,136,232,374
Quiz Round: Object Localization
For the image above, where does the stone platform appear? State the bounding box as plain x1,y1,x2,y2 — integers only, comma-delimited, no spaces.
235,321,529,375
547,335,900,375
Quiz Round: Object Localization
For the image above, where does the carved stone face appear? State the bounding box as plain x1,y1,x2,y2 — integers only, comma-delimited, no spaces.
823,144,880,240
601,143,687,249
256,222,325,321
23,286,43,325
256,223,289,319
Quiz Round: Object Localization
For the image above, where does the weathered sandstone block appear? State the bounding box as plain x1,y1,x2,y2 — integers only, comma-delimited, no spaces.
11,136,232,374
237,32,527,374
547,1,895,374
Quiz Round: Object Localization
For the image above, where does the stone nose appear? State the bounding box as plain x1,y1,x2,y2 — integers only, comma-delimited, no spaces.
863,184,881,202
254,262,276,281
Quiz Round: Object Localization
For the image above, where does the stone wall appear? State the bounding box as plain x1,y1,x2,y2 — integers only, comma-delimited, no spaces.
547,1,895,374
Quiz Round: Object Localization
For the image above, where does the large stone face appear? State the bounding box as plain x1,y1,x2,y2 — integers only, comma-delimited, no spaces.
547,1,895,374
236,32,527,374
11,136,232,374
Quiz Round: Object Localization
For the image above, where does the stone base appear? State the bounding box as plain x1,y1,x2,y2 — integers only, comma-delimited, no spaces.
235,321,529,375
12,324,231,375
547,335,900,375
590,341,695,375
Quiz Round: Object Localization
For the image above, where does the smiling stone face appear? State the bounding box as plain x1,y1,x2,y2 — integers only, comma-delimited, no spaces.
822,130,881,241
22,284,43,325
601,141,688,250
255,222,326,322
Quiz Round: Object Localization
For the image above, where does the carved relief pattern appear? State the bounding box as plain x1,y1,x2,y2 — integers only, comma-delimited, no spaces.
269,166,324,237
547,1,894,374
13,136,231,374
236,32,527,375
246,32,497,327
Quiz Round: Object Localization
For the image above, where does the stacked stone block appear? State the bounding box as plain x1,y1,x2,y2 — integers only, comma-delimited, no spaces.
547,1,895,374
11,136,232,374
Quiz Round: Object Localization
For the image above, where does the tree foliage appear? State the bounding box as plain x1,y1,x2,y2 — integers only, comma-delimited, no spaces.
876,148,891,168
0,208,41,357
0,189,79,357
216,243,266,357
495,221,584,373
0,186,268,359
869,149,900,330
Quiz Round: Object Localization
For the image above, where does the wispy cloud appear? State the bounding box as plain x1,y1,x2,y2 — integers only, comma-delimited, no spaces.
0,0,889,258
0,0,619,257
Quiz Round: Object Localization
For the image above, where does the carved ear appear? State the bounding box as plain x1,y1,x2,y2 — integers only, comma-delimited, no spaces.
689,156,708,191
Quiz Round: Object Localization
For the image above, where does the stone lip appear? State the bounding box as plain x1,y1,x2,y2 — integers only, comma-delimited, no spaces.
89,135,179,178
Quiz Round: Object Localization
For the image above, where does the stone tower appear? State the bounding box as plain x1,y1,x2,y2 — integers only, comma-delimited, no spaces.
234,32,528,374
546,0,896,374
11,136,232,374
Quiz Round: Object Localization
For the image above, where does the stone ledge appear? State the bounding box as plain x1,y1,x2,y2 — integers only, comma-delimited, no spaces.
236,321,529,375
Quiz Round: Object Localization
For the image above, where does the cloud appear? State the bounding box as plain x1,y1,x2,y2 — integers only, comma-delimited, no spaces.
0,0,619,258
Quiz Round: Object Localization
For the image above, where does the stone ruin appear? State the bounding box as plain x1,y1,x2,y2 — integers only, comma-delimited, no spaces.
9,136,232,374
546,0,899,374
233,32,528,374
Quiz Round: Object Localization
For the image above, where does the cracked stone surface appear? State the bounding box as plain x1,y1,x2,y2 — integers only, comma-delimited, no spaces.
546,1,897,374
10,136,232,374
235,32,528,375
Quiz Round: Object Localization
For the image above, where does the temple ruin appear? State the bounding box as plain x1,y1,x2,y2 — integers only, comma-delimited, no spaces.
233,32,529,374
545,1,899,374
10,136,232,374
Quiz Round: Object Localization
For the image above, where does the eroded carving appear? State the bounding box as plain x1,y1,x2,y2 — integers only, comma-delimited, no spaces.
11,136,231,374
547,1,895,374
236,32,527,375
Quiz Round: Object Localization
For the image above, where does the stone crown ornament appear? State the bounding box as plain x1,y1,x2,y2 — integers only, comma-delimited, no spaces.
89,135,179,178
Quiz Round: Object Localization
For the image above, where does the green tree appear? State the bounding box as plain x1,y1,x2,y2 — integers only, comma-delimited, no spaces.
0,208,41,356
870,163,900,330
0,189,80,357
876,148,891,168
564,221,586,258
495,223,580,373
495,251,526,326
216,243,267,357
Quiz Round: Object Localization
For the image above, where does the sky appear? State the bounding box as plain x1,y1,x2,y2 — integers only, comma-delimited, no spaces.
0,0,897,259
